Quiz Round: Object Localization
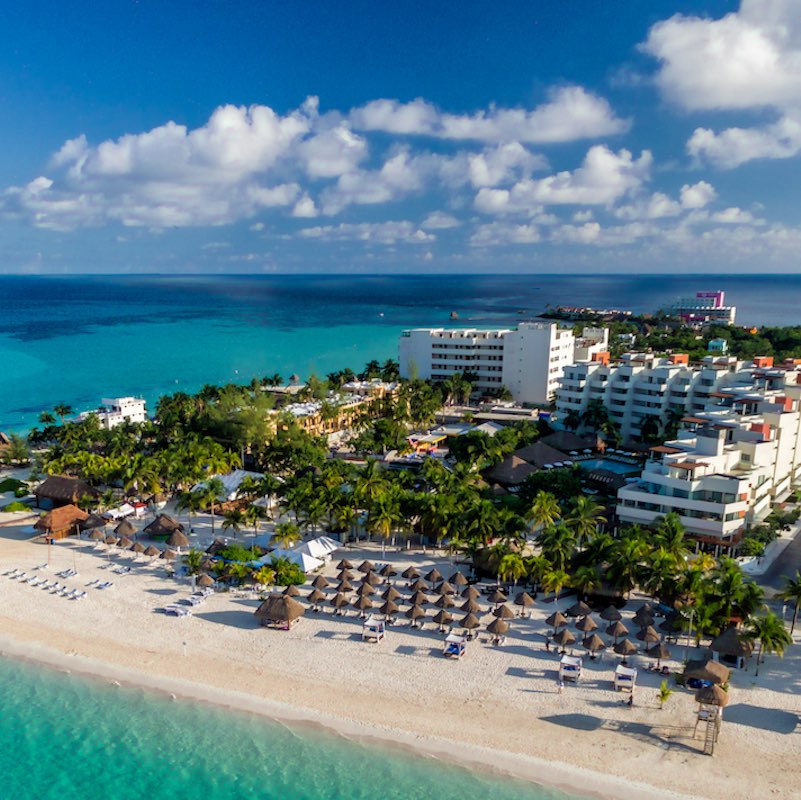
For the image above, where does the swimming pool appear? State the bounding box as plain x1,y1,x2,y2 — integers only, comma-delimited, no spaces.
578,458,640,475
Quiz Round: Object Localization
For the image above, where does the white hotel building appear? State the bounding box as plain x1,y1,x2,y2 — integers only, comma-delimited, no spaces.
78,397,148,430
617,361,801,550
398,322,607,406
555,353,763,442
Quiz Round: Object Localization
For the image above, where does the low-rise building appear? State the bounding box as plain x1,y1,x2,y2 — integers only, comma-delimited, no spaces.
78,397,147,429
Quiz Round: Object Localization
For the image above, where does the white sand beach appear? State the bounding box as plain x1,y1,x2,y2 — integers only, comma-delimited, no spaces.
0,514,799,800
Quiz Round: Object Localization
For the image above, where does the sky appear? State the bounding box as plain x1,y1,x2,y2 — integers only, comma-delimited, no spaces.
1,0,800,274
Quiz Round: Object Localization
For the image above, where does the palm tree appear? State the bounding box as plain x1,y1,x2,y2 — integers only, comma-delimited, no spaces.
541,568,570,604
257,474,282,520
777,570,801,634
38,411,56,426
563,408,581,432
572,565,600,599
273,521,302,550
244,505,262,538
567,496,605,546
743,612,793,677
367,491,402,556
221,508,246,539
529,490,561,531
498,553,527,589
537,523,577,573
606,535,647,598
655,513,690,562
657,679,673,710
253,565,275,590
580,398,608,432
712,557,744,623
176,490,202,529
184,548,204,576
53,403,73,424
198,476,226,533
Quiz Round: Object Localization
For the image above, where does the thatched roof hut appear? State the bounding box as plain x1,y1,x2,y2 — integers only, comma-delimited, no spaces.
696,685,730,707
684,659,731,686
34,505,88,539
144,513,184,540
34,476,97,509
196,573,215,588
255,593,305,628
711,626,753,660
483,456,537,487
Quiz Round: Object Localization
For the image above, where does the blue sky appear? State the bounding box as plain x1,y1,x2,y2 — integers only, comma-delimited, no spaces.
2,0,800,274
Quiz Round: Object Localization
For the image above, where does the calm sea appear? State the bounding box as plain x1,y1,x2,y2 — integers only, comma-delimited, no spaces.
1,273,800,431
0,655,580,800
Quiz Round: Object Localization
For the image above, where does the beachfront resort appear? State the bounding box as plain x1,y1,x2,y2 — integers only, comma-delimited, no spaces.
3,312,801,799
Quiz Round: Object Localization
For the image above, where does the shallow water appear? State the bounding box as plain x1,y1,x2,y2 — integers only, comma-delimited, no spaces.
0,655,584,800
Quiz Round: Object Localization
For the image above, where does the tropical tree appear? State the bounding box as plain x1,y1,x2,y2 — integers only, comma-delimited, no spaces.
197,476,226,533
606,535,647,597
743,612,793,677
655,513,690,562
2,434,30,466
184,548,204,576
257,474,282,520
580,398,608,432
244,505,263,538
541,568,570,604
537,523,576,573
176,490,202,529
221,508,246,539
367,490,403,556
572,565,600,599
53,403,73,424
567,496,605,545
777,570,801,634
253,565,275,590
498,552,527,588
38,411,56,426
563,408,581,432
273,521,302,550
657,679,673,710
529,490,561,531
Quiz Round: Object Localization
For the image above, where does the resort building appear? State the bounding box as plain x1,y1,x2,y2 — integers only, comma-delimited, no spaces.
398,322,607,405
77,397,147,429
665,290,737,326
556,354,758,442
617,361,801,551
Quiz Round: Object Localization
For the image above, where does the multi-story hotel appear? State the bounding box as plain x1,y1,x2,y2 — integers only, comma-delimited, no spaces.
555,353,766,442
77,397,147,430
398,322,607,405
617,359,801,551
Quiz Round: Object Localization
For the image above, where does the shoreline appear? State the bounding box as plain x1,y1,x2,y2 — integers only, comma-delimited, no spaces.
0,630,695,800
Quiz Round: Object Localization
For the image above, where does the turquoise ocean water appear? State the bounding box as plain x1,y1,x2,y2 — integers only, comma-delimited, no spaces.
1,273,800,431
0,655,582,800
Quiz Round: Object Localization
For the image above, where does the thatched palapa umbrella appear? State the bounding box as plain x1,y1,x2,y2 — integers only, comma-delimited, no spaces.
401,566,420,581
493,604,514,620
117,536,133,549
409,589,429,606
425,568,442,583
308,588,326,606
405,604,426,627
312,575,330,590
283,584,301,597
379,599,399,618
380,564,397,579
160,549,177,560
358,560,374,573
460,598,482,614
487,618,509,638
337,568,354,581
636,625,661,644
613,638,637,658
600,604,622,622
607,621,629,642
488,589,507,605
435,594,455,609
583,633,606,655
88,529,106,541
575,615,597,634
80,513,106,532
461,585,480,600
114,519,137,538
356,583,375,596
353,595,373,616
449,571,468,586
566,600,592,617
433,609,453,631
200,558,215,571
144,543,161,557
364,571,382,587
331,592,349,613
104,535,119,546
337,559,354,570
130,542,146,554
337,578,354,593
438,580,455,595
545,610,567,631
382,586,401,601
409,578,429,592
646,642,672,668
514,591,535,611
197,573,214,588
552,629,576,649
167,530,190,548
459,612,480,632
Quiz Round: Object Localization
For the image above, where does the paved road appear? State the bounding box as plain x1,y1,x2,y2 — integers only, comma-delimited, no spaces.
758,526,801,593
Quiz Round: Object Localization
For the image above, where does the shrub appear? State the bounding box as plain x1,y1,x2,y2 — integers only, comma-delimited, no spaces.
2,501,32,512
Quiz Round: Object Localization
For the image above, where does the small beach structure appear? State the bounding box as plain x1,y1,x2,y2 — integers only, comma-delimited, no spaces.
33,476,97,510
34,504,88,540
433,609,453,631
683,659,731,686
167,530,190,549
144,513,185,541
600,605,623,622
362,615,385,642
299,535,339,563
694,685,730,755
559,654,583,683
255,593,305,630
710,625,753,669
514,591,535,616
614,664,637,692
552,628,576,651
545,610,567,632
196,573,215,588
114,518,138,538
144,545,161,558
487,617,509,644
88,529,106,542
613,638,637,663
443,633,466,659
79,513,106,532
566,600,592,618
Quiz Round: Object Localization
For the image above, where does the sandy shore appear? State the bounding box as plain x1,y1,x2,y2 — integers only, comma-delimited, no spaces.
0,516,799,800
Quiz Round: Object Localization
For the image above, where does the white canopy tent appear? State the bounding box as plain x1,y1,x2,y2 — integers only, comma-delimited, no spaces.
259,548,324,573
300,536,339,562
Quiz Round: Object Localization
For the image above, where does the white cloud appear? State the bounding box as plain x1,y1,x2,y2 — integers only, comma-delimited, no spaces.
470,222,541,247
350,86,628,143
249,222,265,232
711,206,762,224
643,1,801,167
299,221,435,245
296,124,368,178
422,211,460,230
687,117,801,167
615,192,681,221
291,195,318,218
474,146,652,214
679,180,716,209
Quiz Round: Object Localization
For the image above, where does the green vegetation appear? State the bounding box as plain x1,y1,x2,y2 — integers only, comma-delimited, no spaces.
1,501,32,512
